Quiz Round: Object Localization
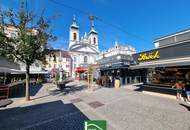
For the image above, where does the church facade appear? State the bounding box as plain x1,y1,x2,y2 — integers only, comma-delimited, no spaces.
68,16,100,77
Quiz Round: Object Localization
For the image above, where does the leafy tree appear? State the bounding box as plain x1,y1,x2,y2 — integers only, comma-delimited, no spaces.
0,1,56,100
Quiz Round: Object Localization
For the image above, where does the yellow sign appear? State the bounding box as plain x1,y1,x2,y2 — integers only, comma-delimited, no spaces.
138,51,160,61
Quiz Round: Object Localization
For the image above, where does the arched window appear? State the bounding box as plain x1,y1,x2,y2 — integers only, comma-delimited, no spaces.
73,33,77,40
89,38,91,44
84,56,88,63
93,37,96,44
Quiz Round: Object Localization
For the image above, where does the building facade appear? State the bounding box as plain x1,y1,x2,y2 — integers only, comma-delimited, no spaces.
97,41,136,86
130,28,190,94
0,25,44,74
68,16,100,77
45,50,72,77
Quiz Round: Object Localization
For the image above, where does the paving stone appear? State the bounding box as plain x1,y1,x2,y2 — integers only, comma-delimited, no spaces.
88,101,104,109
70,98,83,103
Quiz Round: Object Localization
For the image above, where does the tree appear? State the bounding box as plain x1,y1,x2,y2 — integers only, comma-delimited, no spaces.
87,65,94,91
0,1,56,101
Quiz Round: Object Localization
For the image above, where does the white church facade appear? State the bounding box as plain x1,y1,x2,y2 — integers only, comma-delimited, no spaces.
68,16,100,77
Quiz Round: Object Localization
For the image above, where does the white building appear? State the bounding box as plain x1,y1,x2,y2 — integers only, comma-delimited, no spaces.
97,41,136,61
68,16,100,77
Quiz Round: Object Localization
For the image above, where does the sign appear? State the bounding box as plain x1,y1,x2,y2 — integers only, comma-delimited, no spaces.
84,120,107,130
138,51,160,61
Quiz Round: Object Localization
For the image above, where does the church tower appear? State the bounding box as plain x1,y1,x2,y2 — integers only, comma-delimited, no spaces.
88,17,98,50
69,16,79,49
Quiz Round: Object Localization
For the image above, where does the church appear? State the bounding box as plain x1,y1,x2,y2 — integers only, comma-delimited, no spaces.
68,16,100,78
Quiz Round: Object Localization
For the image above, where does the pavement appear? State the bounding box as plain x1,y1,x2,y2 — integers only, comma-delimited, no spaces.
0,81,190,130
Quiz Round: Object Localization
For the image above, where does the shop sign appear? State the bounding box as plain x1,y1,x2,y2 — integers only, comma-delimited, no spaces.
138,51,160,61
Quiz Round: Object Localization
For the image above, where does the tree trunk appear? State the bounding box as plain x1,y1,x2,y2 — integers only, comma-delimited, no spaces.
25,64,30,101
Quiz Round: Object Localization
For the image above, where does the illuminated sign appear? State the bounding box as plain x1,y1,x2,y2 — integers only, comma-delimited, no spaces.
138,51,160,61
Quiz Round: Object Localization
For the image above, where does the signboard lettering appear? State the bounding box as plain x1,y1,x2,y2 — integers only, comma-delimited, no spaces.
138,51,160,61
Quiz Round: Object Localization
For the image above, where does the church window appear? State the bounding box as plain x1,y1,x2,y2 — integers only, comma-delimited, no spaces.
84,56,88,63
93,37,96,44
73,33,77,40
89,38,91,44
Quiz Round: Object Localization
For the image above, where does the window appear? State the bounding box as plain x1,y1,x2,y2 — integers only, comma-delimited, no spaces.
74,64,76,69
35,63,39,67
73,33,77,40
93,37,96,44
10,32,16,38
53,55,56,62
66,65,70,68
74,56,76,62
66,58,70,61
89,38,91,44
84,56,88,63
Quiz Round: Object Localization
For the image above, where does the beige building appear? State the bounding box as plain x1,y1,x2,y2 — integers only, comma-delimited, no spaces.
0,25,44,74
45,50,72,77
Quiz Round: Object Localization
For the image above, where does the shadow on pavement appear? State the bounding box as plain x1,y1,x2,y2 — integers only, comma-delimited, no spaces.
10,84,43,98
49,84,88,96
179,103,190,111
0,100,89,130
133,85,144,92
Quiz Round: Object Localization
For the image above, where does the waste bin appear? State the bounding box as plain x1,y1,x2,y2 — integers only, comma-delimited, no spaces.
114,78,120,88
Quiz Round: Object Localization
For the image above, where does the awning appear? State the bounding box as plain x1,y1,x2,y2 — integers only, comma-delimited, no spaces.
75,67,87,73
11,70,50,74
0,57,20,70
130,56,190,69
0,67,22,73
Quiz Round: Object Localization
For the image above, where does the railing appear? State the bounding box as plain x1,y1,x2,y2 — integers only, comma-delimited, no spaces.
0,85,9,99
0,80,36,99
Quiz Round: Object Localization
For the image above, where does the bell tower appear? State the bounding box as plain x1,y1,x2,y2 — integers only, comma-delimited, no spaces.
88,16,98,50
69,15,79,49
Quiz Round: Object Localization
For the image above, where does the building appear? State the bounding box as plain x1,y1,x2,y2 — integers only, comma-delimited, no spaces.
68,16,100,78
45,50,72,78
0,24,49,82
97,41,136,85
130,28,190,94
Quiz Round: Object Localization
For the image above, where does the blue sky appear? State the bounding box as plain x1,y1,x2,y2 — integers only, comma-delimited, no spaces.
1,0,190,52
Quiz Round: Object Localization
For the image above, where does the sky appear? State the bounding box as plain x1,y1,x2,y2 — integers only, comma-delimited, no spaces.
1,0,190,52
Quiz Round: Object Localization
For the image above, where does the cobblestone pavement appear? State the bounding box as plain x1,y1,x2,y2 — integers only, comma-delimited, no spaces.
0,81,190,130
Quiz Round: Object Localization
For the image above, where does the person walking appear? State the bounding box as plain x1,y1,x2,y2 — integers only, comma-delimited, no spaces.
184,82,190,104
172,80,183,100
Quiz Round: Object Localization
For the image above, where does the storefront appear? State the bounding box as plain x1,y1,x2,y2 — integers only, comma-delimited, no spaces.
75,64,100,80
131,33,190,88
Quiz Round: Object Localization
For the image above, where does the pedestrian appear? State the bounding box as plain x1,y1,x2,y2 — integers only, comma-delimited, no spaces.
184,82,190,104
172,80,183,100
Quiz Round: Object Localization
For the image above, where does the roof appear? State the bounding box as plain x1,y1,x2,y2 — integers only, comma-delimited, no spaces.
49,50,71,58
0,56,20,72
153,28,190,43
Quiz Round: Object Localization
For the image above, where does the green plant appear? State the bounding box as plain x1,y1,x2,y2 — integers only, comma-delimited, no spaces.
0,1,56,100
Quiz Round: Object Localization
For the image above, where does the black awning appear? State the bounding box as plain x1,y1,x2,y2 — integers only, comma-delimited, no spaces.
130,57,190,69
